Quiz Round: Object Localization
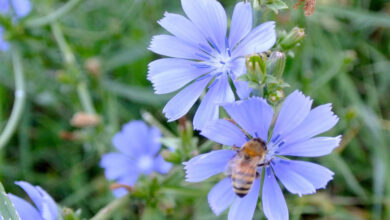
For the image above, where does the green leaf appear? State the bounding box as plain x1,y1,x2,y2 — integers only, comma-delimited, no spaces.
265,0,288,14
102,79,170,106
0,182,21,220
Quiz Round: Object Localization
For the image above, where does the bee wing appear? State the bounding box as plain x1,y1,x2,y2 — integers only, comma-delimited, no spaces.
225,156,238,177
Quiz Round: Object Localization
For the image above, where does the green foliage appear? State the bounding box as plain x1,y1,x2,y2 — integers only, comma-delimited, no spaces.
0,0,389,219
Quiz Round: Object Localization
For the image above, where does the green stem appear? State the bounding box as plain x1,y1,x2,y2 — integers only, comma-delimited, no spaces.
141,111,175,137
90,196,130,220
0,49,26,151
51,22,96,114
25,0,84,28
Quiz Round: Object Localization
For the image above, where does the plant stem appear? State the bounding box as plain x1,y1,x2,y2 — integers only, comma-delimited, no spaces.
51,22,96,114
25,0,84,28
0,49,26,151
90,196,130,220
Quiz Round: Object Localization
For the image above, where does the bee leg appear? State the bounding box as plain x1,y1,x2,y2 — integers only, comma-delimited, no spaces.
232,146,240,151
257,159,272,167
255,172,260,179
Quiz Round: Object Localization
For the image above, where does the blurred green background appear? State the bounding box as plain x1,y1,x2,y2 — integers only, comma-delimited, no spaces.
0,0,389,219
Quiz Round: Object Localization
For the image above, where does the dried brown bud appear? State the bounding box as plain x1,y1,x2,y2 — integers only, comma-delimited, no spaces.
85,58,101,77
70,112,101,128
110,183,134,193
59,131,80,141
294,0,317,16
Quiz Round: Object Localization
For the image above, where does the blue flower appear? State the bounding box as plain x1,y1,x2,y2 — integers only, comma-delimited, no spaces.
184,91,341,220
148,0,276,129
6,181,58,220
100,120,172,198
0,0,32,51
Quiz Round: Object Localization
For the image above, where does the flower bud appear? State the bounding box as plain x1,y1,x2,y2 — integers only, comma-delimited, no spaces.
70,112,100,128
161,150,182,164
268,51,286,78
269,89,285,103
280,27,305,50
245,53,267,81
85,58,101,77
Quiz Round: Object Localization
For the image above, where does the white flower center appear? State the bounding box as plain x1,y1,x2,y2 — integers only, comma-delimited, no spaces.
137,155,154,173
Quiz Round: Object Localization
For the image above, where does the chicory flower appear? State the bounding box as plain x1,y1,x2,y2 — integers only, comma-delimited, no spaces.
184,91,341,220
148,0,276,129
6,181,58,220
100,120,172,197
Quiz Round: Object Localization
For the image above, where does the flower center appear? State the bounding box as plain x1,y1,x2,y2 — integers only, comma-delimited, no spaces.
137,155,154,173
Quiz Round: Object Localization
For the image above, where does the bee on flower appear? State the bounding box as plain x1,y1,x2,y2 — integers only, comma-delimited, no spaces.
184,91,341,220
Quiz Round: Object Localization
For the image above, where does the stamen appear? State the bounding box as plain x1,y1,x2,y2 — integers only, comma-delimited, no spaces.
192,63,211,69
225,37,231,57
195,53,211,60
271,134,280,143
207,37,221,54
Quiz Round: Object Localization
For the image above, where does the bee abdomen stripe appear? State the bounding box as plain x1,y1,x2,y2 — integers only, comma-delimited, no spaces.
233,186,251,191
234,171,254,177
232,178,253,185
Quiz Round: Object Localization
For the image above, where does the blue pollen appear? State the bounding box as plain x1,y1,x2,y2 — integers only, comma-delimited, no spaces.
220,61,226,65
278,141,285,147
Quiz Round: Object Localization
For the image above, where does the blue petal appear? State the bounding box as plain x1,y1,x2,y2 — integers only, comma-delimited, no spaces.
158,12,210,49
8,194,43,220
200,119,247,147
234,80,252,99
233,21,276,57
149,35,206,60
229,57,246,77
0,0,10,14
147,58,210,94
163,75,212,122
35,187,58,220
0,27,10,52
271,90,313,143
183,150,236,182
153,154,172,174
281,104,340,145
14,181,44,215
14,181,57,220
262,167,289,220
193,76,235,130
223,97,274,141
272,159,316,196
229,2,252,48
208,177,235,216
112,121,149,157
112,175,139,198
277,136,342,157
100,153,136,180
277,159,334,190
228,176,261,220
11,0,31,18
146,126,162,156
181,0,227,51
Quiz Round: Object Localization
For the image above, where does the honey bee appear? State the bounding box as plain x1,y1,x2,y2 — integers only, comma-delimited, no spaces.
226,138,267,198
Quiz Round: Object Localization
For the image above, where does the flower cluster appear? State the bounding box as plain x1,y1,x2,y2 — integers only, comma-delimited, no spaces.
100,120,172,197
0,0,31,51
5,181,58,220
146,0,341,219
148,0,276,129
